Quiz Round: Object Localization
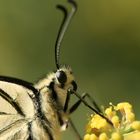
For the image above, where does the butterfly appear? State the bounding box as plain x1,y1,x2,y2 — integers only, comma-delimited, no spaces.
0,0,111,140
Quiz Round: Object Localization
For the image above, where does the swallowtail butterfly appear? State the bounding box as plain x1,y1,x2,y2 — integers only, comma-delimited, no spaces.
0,0,112,140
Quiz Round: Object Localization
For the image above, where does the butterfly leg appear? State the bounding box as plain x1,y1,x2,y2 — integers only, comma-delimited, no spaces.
71,91,113,125
67,92,101,140
69,92,101,114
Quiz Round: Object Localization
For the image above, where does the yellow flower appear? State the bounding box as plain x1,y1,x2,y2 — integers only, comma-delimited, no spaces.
90,115,108,130
84,134,91,140
90,134,98,140
111,115,120,128
126,112,135,122
117,102,132,111
99,133,109,140
131,121,140,131
84,102,140,140
84,134,98,140
105,107,116,118
111,132,122,140
124,131,140,140
116,102,133,121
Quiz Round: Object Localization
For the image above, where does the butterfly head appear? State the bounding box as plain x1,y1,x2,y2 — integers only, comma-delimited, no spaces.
55,66,77,92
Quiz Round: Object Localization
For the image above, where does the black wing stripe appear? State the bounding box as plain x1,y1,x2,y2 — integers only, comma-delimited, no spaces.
0,88,25,116
0,76,54,139
0,76,38,93
0,112,12,115
0,119,27,135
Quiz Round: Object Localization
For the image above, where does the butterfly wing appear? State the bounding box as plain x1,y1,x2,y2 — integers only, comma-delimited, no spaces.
0,76,37,140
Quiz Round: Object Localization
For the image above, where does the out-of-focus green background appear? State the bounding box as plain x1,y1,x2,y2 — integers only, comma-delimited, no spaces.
0,0,140,139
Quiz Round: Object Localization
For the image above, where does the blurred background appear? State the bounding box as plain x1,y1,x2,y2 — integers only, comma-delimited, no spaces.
0,0,140,139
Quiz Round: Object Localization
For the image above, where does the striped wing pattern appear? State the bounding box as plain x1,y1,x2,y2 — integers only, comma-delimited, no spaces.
0,76,61,140
0,77,35,140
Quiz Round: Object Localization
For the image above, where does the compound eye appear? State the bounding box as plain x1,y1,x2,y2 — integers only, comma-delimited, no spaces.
56,70,67,84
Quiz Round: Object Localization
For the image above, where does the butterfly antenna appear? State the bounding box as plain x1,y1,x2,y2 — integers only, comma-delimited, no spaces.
55,0,77,69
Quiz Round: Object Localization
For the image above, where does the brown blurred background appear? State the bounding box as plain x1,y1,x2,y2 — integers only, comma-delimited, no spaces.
0,0,140,139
